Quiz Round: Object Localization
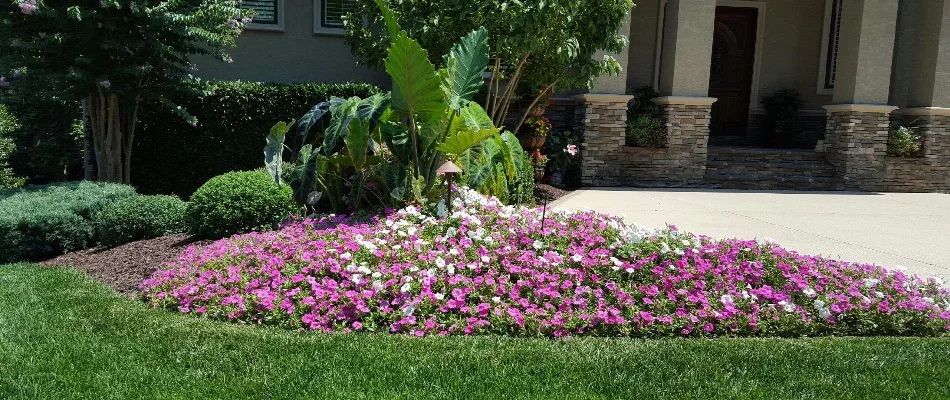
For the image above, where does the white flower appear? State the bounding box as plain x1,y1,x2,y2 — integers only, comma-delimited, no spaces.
434,293,445,300
571,254,583,263
481,255,490,263
351,274,362,284
681,239,691,247
803,287,817,297
818,308,832,319
371,272,382,278
400,282,412,293
862,278,880,288
720,294,735,304
492,296,501,303
610,257,622,266
402,303,416,316
924,297,935,304
357,265,372,275
660,242,671,254
813,299,826,309
372,280,383,291
875,291,885,299
533,240,543,250
435,257,446,268
674,248,685,256
341,252,352,261
447,265,456,275
782,302,796,313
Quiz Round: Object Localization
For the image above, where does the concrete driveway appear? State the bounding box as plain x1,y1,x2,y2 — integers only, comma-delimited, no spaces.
552,188,950,280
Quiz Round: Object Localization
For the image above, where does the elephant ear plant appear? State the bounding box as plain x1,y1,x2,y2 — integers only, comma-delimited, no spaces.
266,0,526,213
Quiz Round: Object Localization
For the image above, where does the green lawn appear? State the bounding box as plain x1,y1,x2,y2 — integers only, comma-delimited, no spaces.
1,264,949,400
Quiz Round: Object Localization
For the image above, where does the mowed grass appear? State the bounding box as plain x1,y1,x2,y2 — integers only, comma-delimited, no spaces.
1,264,949,400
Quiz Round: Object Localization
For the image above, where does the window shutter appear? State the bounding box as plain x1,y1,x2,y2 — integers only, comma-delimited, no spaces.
824,0,843,89
322,0,358,28
243,0,279,25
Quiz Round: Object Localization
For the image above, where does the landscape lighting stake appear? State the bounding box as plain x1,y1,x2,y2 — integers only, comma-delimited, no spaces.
541,196,548,233
436,160,463,215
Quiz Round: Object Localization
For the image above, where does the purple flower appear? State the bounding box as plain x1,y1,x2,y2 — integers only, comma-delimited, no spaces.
18,0,37,15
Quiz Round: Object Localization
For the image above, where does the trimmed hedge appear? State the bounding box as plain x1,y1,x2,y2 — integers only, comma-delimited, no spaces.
133,81,380,197
95,195,188,246
186,170,296,239
0,181,136,262
0,104,26,189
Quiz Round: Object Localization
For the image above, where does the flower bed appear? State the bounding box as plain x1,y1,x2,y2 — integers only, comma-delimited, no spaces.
142,189,950,337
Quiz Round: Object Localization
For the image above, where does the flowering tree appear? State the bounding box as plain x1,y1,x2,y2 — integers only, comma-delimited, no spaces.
344,0,633,132
0,0,253,183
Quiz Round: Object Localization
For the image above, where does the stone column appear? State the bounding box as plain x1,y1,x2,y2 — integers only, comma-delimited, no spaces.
823,0,899,190
575,94,634,186
652,96,717,184
656,0,717,98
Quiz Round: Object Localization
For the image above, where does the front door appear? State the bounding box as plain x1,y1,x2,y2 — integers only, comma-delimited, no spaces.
708,6,758,137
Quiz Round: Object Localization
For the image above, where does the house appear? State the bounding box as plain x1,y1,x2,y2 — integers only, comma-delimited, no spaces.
207,0,950,192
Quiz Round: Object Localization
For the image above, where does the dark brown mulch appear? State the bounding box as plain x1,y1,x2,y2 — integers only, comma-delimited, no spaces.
41,234,210,296
534,183,572,203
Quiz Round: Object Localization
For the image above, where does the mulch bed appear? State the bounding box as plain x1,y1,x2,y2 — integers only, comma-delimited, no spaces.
40,188,572,296
534,183,572,203
41,234,209,296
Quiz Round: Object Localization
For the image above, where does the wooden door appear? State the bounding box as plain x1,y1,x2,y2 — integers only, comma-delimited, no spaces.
708,7,758,137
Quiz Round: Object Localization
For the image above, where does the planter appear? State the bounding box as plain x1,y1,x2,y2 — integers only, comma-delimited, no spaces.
519,134,548,151
533,166,546,182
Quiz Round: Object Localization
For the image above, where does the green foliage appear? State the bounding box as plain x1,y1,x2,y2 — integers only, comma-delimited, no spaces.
761,89,803,133
280,8,527,213
626,115,667,148
186,170,296,239
543,129,581,179
510,149,536,205
0,88,83,184
625,87,665,148
0,181,136,262
94,195,187,246
0,105,26,189
887,124,923,157
459,132,530,205
344,0,632,128
134,81,379,196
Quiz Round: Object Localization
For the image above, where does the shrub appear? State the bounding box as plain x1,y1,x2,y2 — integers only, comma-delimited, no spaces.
95,195,188,246
133,81,379,196
887,125,922,157
0,105,26,189
509,150,536,205
627,115,667,148
626,87,666,148
143,188,950,338
186,170,295,239
0,181,136,262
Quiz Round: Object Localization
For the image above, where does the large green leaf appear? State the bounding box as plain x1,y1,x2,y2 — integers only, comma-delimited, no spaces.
385,32,444,120
459,102,495,132
440,27,489,110
345,118,370,169
322,98,360,156
292,144,322,206
294,102,330,149
264,120,293,186
376,0,402,39
380,121,412,166
436,128,494,157
357,93,391,132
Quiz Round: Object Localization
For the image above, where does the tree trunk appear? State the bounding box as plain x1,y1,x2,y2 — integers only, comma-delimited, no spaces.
85,92,139,184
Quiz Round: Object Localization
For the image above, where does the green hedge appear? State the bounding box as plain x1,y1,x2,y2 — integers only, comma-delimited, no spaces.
95,195,188,246
0,105,26,189
186,170,296,239
133,81,380,197
0,181,136,262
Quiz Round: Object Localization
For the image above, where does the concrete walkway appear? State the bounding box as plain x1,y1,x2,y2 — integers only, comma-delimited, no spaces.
552,188,950,280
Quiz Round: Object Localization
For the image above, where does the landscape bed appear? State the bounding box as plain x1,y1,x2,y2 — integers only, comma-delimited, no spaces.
141,188,950,338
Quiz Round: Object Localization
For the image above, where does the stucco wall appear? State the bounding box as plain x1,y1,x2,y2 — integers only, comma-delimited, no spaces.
626,0,662,90
755,0,831,111
195,0,388,85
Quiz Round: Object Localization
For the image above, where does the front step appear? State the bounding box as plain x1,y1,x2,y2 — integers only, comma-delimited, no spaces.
704,146,845,191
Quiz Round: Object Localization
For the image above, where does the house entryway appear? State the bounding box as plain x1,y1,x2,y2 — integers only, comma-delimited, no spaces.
708,6,758,143
704,146,843,191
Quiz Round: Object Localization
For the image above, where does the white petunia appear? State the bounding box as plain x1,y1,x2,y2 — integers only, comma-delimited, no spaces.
492,296,501,303
571,254,583,263
803,287,817,297
818,307,831,319
533,240,543,250
720,294,735,304
862,278,880,288
813,299,826,309
402,303,416,316
400,282,412,293
434,293,445,300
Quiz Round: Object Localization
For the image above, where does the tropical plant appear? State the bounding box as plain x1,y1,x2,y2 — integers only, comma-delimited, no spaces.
0,1,253,183
268,0,527,212
343,0,633,132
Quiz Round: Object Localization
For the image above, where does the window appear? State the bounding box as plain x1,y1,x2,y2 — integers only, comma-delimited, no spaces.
242,0,285,31
818,0,843,95
315,0,357,34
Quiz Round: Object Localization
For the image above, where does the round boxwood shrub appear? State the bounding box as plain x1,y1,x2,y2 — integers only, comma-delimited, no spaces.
186,170,295,239
95,195,187,246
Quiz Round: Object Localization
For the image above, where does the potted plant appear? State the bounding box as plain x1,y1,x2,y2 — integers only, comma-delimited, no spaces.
519,115,552,151
530,149,549,182
760,89,803,148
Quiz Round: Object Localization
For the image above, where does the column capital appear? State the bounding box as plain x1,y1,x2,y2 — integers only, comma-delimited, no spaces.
573,93,634,104
822,104,898,115
652,96,718,106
